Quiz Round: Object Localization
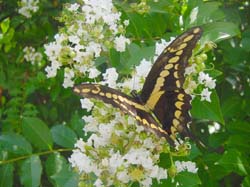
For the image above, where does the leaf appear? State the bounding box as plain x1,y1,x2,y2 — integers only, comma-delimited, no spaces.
201,22,240,43
0,133,32,155
218,149,248,176
22,117,53,150
0,18,10,34
45,153,68,178
0,164,13,187
241,32,250,52
185,2,225,26
51,125,77,148
51,166,79,187
175,171,201,187
242,176,250,187
20,156,42,187
191,91,224,124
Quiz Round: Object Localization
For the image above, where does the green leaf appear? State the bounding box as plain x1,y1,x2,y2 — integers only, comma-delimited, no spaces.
45,153,68,178
242,176,250,187
20,155,42,187
22,117,53,150
51,166,79,187
201,22,240,43
241,32,250,52
175,171,201,187
0,133,32,155
218,149,248,176
191,91,224,124
0,164,13,187
0,18,10,34
51,125,77,148
186,2,225,26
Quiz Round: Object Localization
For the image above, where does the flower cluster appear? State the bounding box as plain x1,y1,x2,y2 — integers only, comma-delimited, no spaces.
184,50,216,102
17,0,39,18
23,46,42,65
44,0,130,88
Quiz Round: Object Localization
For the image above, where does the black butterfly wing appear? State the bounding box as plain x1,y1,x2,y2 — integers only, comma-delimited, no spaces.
139,27,202,137
73,83,174,145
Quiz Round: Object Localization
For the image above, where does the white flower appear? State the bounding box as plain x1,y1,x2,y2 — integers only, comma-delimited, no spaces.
82,115,99,133
141,177,152,187
123,20,129,26
18,0,39,18
109,152,124,173
205,77,216,89
114,35,130,52
86,42,102,57
136,59,152,77
80,98,94,112
198,72,210,84
23,46,42,65
154,38,175,58
175,161,198,173
68,150,100,174
62,68,75,88
117,171,130,183
190,7,199,24
88,68,101,79
102,68,118,88
68,3,80,11
208,122,221,134
200,88,212,102
94,179,104,187
185,80,198,95
74,138,86,152
185,64,197,75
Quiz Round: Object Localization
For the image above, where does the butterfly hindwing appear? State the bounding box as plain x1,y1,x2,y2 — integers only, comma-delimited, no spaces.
140,27,202,109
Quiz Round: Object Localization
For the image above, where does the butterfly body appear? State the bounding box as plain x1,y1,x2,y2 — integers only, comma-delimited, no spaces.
73,27,203,145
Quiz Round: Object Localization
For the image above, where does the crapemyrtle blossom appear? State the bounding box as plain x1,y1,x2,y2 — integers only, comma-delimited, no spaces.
17,0,39,18
184,47,217,102
23,46,42,65
44,0,130,88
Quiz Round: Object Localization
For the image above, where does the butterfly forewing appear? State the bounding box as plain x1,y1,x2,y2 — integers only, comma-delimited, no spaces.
73,83,174,145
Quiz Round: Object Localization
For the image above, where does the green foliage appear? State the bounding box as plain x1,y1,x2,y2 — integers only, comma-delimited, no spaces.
0,0,250,186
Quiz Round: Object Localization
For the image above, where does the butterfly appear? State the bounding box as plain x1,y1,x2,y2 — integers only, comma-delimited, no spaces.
73,27,203,146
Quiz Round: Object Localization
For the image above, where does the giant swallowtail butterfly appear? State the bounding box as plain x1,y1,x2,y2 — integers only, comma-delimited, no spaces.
73,27,202,146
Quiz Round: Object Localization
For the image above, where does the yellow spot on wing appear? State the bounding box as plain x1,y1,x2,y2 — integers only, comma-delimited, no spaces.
176,80,181,88
164,64,174,70
135,115,142,122
173,119,179,127
178,43,187,50
106,92,112,98
142,119,149,126
73,87,80,93
169,56,180,63
112,94,118,99
81,88,91,93
183,34,194,42
92,86,101,94
193,27,201,33
174,71,179,78
175,50,183,56
175,110,182,118
160,70,170,77
175,101,184,109
177,93,184,101
99,92,105,96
